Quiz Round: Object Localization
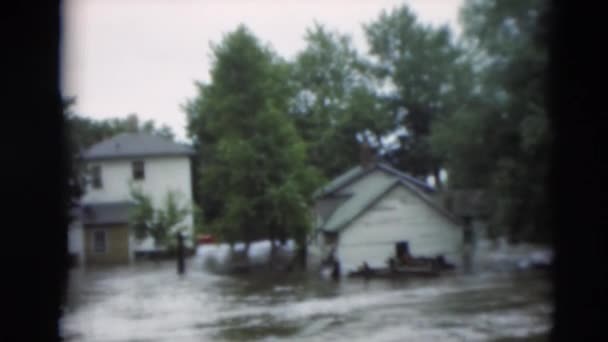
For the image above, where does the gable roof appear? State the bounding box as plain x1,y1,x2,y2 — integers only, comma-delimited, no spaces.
313,162,434,199
320,177,398,233
315,162,460,233
81,132,195,161
319,180,461,233
74,201,135,226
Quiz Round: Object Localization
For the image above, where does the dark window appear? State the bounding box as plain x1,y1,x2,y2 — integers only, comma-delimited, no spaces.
91,165,102,189
93,230,106,253
132,160,145,180
324,232,338,245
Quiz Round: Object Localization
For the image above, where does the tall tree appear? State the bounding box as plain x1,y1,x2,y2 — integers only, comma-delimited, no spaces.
431,0,551,242
364,5,474,189
185,26,320,252
289,24,392,178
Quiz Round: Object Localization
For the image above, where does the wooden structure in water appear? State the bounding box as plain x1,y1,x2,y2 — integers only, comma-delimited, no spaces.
347,241,455,279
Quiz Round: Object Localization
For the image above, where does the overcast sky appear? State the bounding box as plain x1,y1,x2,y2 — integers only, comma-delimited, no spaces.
62,0,464,142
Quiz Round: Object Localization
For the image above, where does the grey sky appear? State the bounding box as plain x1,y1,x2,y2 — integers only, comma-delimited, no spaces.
62,0,463,142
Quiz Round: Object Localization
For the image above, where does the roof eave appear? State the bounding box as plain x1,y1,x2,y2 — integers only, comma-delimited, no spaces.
313,165,373,199
395,179,462,226
320,180,462,235
82,151,194,162
376,163,436,193
83,221,130,226
320,179,401,235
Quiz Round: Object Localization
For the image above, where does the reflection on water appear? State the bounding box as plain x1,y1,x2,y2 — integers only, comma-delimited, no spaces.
61,260,552,341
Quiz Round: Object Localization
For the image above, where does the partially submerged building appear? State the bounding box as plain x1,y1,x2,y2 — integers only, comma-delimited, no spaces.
68,132,195,265
312,162,465,272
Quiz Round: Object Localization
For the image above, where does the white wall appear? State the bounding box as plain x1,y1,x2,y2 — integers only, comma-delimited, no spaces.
68,220,86,265
82,155,194,248
336,185,462,271
83,156,191,205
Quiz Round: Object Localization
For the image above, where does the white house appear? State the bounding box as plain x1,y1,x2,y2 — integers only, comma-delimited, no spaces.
312,162,468,273
68,132,195,265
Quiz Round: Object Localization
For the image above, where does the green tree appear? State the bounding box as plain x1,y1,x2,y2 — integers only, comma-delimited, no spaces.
364,5,474,189
430,0,551,242
66,110,176,155
185,26,320,254
289,23,392,178
63,97,85,222
129,186,191,250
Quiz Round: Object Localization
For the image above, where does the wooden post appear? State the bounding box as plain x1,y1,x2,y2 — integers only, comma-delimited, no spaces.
331,260,341,281
177,232,185,275
462,216,474,274
300,244,308,270
395,241,410,261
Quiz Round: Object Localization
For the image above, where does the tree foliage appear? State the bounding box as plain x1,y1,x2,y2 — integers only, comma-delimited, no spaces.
430,0,551,242
129,186,191,250
363,6,474,188
66,107,175,155
289,24,393,178
66,1,553,246
63,98,84,221
185,26,321,247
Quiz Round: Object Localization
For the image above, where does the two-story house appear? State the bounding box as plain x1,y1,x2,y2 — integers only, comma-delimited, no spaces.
68,132,195,265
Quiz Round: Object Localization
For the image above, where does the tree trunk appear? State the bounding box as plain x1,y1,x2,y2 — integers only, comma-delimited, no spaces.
153,234,160,264
244,242,250,260
298,244,308,270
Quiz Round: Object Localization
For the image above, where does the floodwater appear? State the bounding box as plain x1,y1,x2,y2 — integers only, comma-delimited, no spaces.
60,258,552,341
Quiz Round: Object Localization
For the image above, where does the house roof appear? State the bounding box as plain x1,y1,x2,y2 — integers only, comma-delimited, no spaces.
316,162,460,233
81,132,195,161
320,178,398,233
313,162,434,198
74,201,135,226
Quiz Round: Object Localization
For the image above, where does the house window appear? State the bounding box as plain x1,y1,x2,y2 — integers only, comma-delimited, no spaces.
93,230,107,253
91,165,102,189
132,160,145,180
324,232,338,245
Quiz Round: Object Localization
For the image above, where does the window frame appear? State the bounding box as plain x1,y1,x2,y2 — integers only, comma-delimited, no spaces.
132,160,145,181
91,165,102,189
92,229,107,254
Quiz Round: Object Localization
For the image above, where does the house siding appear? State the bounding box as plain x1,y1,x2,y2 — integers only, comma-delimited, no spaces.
314,196,349,225
336,185,462,271
84,224,131,264
83,156,192,206
336,169,395,196
68,220,85,265
82,155,194,249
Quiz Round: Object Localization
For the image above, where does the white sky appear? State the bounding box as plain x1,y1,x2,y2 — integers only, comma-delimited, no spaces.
62,0,463,142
